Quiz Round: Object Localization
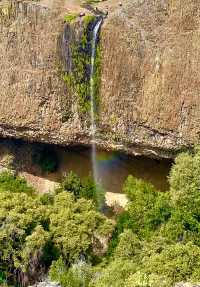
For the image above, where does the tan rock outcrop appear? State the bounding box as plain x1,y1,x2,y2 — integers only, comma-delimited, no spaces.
0,0,200,158
0,0,84,145
100,0,200,155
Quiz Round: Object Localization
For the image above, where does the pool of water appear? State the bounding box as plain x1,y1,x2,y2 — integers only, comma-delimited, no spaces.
0,139,172,193
49,146,172,192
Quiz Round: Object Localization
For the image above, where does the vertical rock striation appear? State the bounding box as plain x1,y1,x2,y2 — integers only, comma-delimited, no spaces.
0,0,84,144
0,0,200,158
100,0,200,156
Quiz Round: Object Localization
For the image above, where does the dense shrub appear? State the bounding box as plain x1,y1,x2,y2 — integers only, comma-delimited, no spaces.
32,145,58,173
50,257,93,287
124,272,171,287
89,260,137,287
59,171,105,209
169,146,200,215
143,242,200,284
113,229,141,260
50,192,113,263
104,147,200,286
0,171,35,196
123,176,172,237
2,146,200,287
0,172,112,286
107,176,172,256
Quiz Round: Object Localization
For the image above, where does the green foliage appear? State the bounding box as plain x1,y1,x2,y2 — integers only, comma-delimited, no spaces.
32,145,58,173
0,171,35,196
60,171,82,197
50,192,113,262
120,176,171,238
114,229,141,260
81,177,105,210
92,43,101,118
83,15,96,27
0,271,6,285
0,172,112,286
159,210,200,245
82,0,101,5
89,260,137,287
105,147,200,287
143,242,200,285
124,272,171,287
64,14,78,24
63,16,101,116
50,257,93,287
3,146,200,287
59,171,105,209
169,146,200,214
0,191,49,284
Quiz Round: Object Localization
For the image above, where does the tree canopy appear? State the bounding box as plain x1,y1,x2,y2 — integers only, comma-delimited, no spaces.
1,146,200,286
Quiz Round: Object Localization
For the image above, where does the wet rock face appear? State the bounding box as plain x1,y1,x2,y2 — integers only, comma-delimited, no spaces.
0,0,200,158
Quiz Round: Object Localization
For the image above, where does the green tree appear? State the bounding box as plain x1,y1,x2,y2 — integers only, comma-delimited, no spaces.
169,146,200,215
89,260,137,287
50,257,93,287
0,171,35,196
60,171,82,198
143,242,200,285
114,229,141,260
0,192,49,284
115,176,171,239
59,171,105,209
0,172,113,286
50,192,113,263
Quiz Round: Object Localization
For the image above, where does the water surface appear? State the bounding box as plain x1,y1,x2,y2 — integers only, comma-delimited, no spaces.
49,146,171,192
0,139,172,193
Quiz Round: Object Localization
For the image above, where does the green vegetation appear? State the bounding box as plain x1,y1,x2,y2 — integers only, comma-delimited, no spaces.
1,147,200,286
83,15,96,27
63,15,101,117
0,171,35,196
64,14,78,24
32,145,58,173
81,0,101,4
0,171,112,286
59,171,105,209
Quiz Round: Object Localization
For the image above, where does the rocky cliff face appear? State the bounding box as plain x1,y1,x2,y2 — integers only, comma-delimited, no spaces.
0,0,82,144
0,0,200,158
100,0,200,156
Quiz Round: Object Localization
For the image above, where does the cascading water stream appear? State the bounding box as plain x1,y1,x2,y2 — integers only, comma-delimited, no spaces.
90,18,102,183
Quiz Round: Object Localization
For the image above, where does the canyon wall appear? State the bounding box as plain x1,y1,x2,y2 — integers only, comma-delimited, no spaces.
0,0,200,158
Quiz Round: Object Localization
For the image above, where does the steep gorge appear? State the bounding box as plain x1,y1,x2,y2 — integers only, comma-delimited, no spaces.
0,0,200,158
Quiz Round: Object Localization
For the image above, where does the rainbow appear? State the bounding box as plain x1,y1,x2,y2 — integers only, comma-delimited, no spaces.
96,151,121,168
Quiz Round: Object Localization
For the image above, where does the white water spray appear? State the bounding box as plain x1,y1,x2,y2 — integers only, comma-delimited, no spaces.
90,18,102,183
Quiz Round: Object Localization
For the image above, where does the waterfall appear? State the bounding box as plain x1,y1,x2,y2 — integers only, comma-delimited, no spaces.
90,18,102,183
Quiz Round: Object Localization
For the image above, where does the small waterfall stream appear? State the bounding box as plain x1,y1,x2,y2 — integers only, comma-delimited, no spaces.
90,18,102,183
